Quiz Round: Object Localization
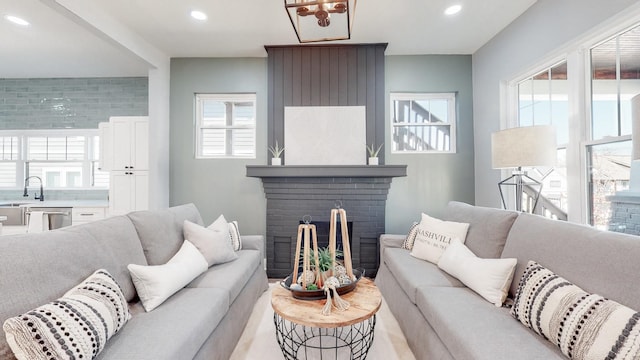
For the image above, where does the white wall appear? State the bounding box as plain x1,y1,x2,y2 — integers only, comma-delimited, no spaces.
472,0,640,209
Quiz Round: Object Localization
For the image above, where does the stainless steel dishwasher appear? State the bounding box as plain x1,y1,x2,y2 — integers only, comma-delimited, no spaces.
25,207,72,230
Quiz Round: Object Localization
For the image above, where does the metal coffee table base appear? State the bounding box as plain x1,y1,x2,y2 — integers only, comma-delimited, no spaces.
274,313,376,360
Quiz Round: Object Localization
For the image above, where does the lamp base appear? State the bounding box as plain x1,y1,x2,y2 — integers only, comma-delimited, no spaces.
498,169,543,213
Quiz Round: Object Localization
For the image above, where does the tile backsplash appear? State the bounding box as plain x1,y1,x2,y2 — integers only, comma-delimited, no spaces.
0,77,148,129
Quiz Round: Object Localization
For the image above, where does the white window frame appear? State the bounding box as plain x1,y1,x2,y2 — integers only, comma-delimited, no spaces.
194,93,257,159
0,129,103,190
390,92,457,154
503,9,640,225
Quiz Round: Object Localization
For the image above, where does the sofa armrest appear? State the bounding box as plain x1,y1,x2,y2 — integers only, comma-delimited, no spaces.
379,234,406,263
241,235,266,266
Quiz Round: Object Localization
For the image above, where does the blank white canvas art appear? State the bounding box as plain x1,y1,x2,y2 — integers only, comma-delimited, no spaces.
284,106,367,165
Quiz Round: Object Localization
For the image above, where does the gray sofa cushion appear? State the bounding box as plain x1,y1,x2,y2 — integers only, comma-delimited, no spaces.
59,215,148,301
501,213,640,310
443,201,518,258
384,248,463,304
97,287,229,360
415,286,565,360
128,203,204,265
188,249,262,304
0,217,146,358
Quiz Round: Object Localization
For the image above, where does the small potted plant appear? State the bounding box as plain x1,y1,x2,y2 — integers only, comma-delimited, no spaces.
269,141,285,166
366,143,383,165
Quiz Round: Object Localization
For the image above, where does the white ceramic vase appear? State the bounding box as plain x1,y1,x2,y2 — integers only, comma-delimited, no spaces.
271,157,282,166
368,157,379,165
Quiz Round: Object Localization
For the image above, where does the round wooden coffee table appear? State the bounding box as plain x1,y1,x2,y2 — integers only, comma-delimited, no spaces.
271,277,382,360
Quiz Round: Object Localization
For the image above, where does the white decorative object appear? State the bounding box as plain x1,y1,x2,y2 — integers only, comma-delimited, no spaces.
437,239,517,307
284,106,366,165
183,217,238,267
128,240,208,311
272,157,282,166
368,157,378,165
410,213,470,264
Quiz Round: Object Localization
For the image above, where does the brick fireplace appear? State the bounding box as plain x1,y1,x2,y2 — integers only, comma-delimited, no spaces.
247,165,406,278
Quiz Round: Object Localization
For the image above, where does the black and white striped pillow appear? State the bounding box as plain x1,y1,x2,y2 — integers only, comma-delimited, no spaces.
3,269,130,360
401,222,419,250
512,261,640,360
228,220,242,251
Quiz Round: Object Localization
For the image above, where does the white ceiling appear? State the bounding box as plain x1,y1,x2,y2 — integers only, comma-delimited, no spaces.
0,0,538,78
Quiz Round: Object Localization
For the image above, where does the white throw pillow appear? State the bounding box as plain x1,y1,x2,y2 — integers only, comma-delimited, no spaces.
437,239,517,307
183,216,238,267
410,213,470,264
128,240,208,311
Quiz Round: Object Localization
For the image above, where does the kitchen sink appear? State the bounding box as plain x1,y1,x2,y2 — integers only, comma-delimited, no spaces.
0,205,27,225
0,202,31,207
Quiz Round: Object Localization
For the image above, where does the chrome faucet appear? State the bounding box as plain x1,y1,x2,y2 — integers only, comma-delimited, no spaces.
23,176,45,201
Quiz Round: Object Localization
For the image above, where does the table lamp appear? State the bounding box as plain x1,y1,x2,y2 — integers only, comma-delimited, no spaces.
491,125,557,212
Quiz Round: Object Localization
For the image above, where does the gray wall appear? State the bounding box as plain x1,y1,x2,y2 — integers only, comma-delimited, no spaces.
385,55,475,234
472,0,639,208
0,77,148,129
170,56,474,236
170,58,268,234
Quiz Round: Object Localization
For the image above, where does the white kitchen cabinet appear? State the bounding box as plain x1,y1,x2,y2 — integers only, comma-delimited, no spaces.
110,116,149,171
109,171,149,216
72,207,106,226
98,122,113,171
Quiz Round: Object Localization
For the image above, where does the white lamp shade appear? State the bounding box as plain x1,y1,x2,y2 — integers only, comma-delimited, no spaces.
491,125,557,169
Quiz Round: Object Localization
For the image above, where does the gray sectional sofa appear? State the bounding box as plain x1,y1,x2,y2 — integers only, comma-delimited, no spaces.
376,201,640,360
0,203,268,360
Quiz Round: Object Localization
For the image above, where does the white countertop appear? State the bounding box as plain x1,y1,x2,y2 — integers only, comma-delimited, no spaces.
6,200,108,208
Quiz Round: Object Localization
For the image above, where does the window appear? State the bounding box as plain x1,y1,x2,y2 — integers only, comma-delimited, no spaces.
587,140,631,229
586,24,640,228
516,61,569,217
390,93,457,153
195,94,256,159
0,130,105,189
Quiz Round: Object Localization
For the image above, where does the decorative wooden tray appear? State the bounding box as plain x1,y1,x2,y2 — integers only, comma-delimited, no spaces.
280,268,364,300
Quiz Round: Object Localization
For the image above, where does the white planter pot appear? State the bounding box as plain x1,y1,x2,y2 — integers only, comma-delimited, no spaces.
368,157,379,165
271,157,282,166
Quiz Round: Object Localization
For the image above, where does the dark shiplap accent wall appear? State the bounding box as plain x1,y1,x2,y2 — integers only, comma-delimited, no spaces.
265,43,387,163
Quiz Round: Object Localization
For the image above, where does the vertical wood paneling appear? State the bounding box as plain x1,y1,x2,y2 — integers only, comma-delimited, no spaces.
301,48,311,105
329,47,340,106
347,47,358,105
310,48,321,105
272,49,285,148
375,46,386,152
283,48,293,107
356,47,367,106
365,46,376,148
292,49,302,106
266,44,387,162
320,48,331,106
338,48,349,106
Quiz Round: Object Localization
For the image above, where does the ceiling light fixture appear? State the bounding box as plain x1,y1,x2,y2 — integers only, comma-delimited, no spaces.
190,10,207,21
4,15,30,26
444,5,462,16
284,0,357,43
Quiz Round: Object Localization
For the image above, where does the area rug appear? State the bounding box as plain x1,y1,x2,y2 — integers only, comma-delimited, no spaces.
230,283,416,359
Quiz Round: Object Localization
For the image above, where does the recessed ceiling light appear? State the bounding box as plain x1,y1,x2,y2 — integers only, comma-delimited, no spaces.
190,10,207,21
4,15,30,26
444,5,462,16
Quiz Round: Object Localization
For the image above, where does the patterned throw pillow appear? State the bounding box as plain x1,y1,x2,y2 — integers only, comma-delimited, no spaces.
3,269,130,360
228,220,242,251
511,261,640,360
402,221,419,250
410,213,470,264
